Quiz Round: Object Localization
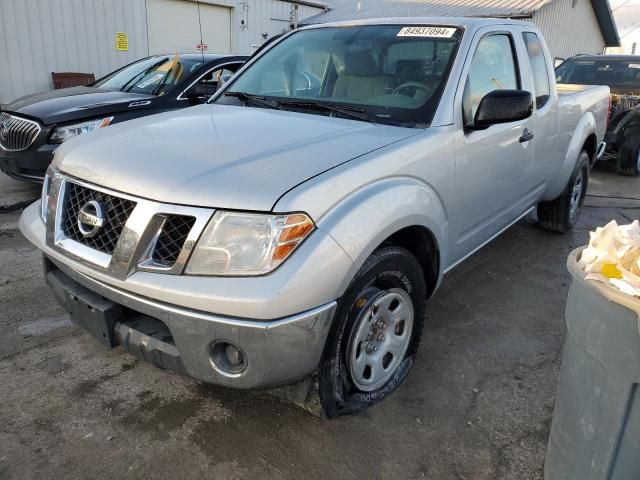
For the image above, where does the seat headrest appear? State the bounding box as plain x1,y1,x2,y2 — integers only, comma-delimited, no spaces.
344,51,379,76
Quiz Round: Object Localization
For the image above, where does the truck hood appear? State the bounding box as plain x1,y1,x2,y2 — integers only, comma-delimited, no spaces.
54,104,419,211
2,87,155,125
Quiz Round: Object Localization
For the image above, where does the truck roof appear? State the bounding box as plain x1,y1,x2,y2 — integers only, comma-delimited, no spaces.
300,16,535,30
565,54,640,62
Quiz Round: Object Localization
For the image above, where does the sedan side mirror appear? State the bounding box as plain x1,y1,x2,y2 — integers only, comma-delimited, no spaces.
471,90,533,130
185,83,216,104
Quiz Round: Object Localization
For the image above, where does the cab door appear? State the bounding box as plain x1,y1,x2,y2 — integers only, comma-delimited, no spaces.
451,29,536,264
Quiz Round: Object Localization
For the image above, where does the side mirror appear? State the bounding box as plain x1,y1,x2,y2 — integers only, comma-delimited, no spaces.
185,83,216,103
471,90,533,130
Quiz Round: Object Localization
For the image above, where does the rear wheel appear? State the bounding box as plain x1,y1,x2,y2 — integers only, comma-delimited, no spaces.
537,150,589,233
318,246,426,417
616,127,640,177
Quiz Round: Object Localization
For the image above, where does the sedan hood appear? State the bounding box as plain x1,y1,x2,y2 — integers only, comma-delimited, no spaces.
54,104,419,211
3,87,154,125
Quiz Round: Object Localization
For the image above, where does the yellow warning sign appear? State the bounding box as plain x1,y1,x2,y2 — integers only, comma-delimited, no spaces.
116,32,128,51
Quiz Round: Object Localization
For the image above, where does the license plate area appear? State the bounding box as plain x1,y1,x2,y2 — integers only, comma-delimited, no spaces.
64,287,122,348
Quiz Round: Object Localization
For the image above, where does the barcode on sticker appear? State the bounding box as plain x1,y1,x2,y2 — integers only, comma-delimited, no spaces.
397,26,456,38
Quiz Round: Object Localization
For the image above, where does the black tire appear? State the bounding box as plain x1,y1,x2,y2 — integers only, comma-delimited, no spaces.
318,246,427,417
537,150,590,234
616,127,640,177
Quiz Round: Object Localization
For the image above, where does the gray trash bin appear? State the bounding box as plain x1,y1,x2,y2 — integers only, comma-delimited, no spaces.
545,248,640,480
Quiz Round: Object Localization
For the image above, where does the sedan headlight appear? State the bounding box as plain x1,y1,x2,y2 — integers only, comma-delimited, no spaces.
49,117,113,144
185,211,315,276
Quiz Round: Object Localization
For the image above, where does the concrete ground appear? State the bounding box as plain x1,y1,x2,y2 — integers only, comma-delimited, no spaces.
1,164,639,480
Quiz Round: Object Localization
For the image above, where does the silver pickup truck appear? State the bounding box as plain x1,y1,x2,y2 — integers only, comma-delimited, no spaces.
20,17,609,416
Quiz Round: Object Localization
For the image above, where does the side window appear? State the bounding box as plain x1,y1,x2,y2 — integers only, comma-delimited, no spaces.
523,33,551,109
184,66,239,102
463,34,519,125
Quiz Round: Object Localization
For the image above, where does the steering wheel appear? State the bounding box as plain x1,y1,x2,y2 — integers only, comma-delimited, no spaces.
393,82,433,98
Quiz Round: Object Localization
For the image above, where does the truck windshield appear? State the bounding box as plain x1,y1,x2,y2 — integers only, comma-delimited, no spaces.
216,25,462,127
94,55,204,96
556,58,640,89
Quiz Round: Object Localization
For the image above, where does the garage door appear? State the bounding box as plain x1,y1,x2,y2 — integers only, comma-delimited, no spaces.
147,0,231,55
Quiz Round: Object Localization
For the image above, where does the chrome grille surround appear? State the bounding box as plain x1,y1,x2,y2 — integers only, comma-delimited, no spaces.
45,171,214,280
0,113,41,151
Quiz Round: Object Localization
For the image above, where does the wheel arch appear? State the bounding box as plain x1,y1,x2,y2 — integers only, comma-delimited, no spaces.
541,111,597,201
315,176,447,298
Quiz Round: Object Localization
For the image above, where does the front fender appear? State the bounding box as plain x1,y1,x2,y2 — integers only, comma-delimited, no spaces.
314,177,447,294
542,111,596,201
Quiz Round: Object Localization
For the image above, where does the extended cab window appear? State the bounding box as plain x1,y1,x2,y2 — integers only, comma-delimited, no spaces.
216,25,463,127
523,33,551,108
463,34,519,125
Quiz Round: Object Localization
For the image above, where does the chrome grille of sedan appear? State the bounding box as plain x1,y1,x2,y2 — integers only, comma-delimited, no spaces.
0,113,41,151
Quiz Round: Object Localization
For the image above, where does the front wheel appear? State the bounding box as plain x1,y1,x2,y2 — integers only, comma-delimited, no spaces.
318,246,426,417
616,127,640,177
537,150,590,233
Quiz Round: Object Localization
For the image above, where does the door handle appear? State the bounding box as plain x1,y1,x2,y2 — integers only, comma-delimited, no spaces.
519,129,534,143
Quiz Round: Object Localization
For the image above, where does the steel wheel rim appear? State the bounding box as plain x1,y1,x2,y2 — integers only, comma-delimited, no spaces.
569,168,584,219
347,288,414,392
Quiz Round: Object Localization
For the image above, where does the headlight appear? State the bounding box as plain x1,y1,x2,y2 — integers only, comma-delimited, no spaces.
49,117,113,144
185,211,315,276
40,168,54,223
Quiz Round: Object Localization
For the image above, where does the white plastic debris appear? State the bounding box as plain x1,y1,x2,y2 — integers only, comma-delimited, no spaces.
578,220,640,298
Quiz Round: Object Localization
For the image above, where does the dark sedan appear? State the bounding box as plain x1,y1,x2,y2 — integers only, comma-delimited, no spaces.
0,53,247,182
556,55,640,176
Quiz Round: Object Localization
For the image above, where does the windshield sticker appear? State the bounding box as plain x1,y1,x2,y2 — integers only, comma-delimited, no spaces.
397,26,456,38
629,63,640,69
136,73,164,89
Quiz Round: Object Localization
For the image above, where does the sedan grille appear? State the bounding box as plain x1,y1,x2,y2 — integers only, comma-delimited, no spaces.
151,215,196,266
61,182,137,255
0,113,41,151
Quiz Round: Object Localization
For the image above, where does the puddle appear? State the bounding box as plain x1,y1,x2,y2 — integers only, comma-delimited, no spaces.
18,316,72,336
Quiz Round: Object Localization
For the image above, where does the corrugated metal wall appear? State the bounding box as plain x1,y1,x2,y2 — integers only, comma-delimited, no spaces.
0,0,325,103
0,0,149,104
235,0,324,54
533,0,606,59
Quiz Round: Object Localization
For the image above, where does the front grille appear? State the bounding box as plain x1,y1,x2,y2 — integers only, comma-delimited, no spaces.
151,215,196,266
61,182,137,255
0,113,41,151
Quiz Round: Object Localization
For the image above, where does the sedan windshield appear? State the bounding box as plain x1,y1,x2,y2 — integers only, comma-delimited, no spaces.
216,25,462,127
94,55,205,96
556,58,640,89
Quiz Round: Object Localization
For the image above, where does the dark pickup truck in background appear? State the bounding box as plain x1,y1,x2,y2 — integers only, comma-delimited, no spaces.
0,53,246,183
556,55,640,177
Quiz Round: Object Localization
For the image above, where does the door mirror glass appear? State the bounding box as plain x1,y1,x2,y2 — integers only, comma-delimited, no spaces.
186,82,216,102
471,89,533,129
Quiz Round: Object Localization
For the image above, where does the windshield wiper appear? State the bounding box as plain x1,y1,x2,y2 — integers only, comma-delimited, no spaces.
276,99,371,122
224,91,281,110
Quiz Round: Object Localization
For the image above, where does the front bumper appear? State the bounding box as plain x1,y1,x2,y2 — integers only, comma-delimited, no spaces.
0,141,56,183
44,255,336,388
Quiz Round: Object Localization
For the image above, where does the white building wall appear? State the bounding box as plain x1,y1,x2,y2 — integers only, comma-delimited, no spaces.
0,0,149,103
533,0,606,59
234,0,324,54
0,0,325,103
